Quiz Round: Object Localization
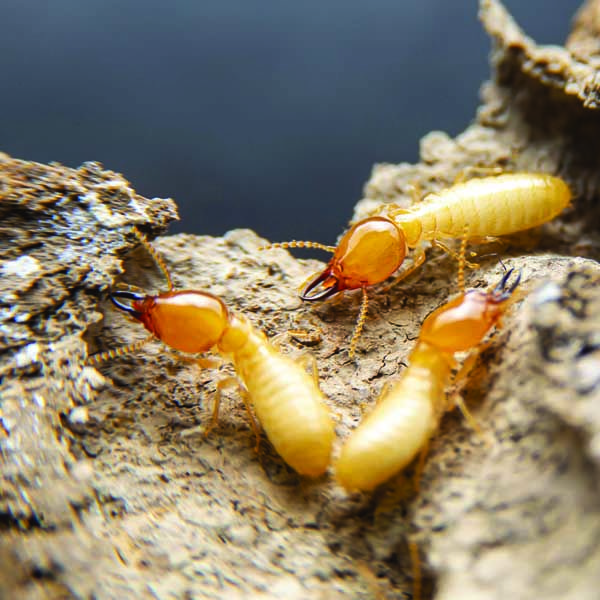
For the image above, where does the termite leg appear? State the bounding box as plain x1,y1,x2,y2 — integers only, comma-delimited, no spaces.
451,392,486,440
371,201,406,216
408,539,422,600
287,327,323,347
453,165,504,184
279,349,319,384
240,389,262,453
205,376,235,434
375,380,394,405
295,350,345,422
206,376,262,451
195,356,222,370
448,342,494,443
412,437,431,492
293,352,321,388
499,228,541,251
457,232,468,293
455,226,471,293
385,205,412,220
380,246,427,293
406,180,423,204
431,239,479,268
354,560,387,600
452,340,493,387
365,376,404,413
467,235,503,246
381,180,423,216
357,399,370,414
269,315,322,350
267,330,289,351
348,287,369,359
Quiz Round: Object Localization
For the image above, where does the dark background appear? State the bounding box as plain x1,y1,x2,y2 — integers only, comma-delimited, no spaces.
1,1,581,245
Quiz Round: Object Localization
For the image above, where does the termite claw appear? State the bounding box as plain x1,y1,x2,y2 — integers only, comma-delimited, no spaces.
508,271,522,293
109,290,145,319
300,271,340,301
493,268,521,300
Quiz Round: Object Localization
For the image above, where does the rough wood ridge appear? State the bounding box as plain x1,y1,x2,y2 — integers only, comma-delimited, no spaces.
2,1,600,598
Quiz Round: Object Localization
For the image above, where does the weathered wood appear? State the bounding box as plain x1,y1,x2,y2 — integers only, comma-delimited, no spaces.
0,157,177,598
2,1,600,598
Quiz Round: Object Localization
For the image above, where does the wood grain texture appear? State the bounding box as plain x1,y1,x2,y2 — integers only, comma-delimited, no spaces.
3,1,600,598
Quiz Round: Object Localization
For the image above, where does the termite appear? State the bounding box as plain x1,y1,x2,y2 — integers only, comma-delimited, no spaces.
334,238,522,492
91,229,336,477
264,172,569,356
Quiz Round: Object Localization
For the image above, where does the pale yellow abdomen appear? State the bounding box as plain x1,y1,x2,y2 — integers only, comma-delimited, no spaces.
335,364,442,491
234,338,335,477
400,173,570,241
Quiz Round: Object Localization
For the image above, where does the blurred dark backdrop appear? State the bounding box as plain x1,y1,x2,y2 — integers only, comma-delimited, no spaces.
1,1,580,244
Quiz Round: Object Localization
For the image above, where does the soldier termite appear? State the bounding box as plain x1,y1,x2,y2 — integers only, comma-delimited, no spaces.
90,228,336,477
264,172,569,356
334,239,522,491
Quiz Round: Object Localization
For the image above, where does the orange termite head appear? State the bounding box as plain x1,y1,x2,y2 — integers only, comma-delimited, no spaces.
419,268,521,353
300,217,407,301
110,289,230,354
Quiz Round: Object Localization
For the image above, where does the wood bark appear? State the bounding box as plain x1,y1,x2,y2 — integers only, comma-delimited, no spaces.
2,1,600,598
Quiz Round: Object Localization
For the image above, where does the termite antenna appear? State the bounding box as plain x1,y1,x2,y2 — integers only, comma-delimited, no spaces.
259,240,336,254
87,334,155,366
349,287,369,359
131,227,174,291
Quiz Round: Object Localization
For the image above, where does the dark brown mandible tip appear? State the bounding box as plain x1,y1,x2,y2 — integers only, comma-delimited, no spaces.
110,290,146,320
300,269,341,301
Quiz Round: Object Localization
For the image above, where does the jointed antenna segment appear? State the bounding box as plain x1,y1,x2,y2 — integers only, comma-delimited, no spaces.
260,241,336,253
131,227,174,290
349,287,369,359
88,334,155,366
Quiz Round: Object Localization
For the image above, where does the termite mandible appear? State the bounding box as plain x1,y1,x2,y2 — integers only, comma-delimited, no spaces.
334,237,522,491
91,228,336,477
264,172,569,356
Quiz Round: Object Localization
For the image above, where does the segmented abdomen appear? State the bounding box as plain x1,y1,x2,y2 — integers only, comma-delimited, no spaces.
335,359,446,491
234,337,335,477
408,173,570,240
